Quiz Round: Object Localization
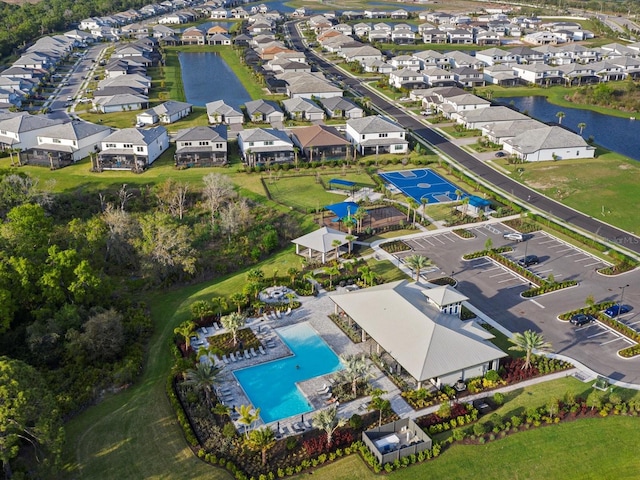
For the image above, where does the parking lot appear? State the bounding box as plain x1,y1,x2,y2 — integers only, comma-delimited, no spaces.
390,222,640,383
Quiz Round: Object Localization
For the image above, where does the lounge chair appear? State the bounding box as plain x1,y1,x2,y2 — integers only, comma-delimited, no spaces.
266,342,276,349
229,353,236,362
279,426,290,436
292,422,305,432
258,346,267,355
303,420,313,430
286,307,292,316
250,347,258,357
263,313,270,322
317,384,329,394
244,350,251,360
213,354,222,365
271,312,278,321
222,354,229,364
276,310,282,319
321,392,332,401
212,323,219,330
358,401,370,412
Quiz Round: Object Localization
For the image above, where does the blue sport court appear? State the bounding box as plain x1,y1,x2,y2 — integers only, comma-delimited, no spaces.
379,168,467,204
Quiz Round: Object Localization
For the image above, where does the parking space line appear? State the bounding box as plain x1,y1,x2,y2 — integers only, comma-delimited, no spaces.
573,257,590,262
546,244,565,248
538,239,557,245
474,228,487,236
587,331,610,338
489,272,511,278
432,236,445,245
535,268,553,274
556,247,574,253
600,337,625,345
474,261,494,268
584,261,604,267
443,234,456,243
499,278,519,284
529,299,545,308
565,252,584,257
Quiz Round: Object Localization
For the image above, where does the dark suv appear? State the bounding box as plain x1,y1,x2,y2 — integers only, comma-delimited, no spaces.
570,313,594,326
518,255,539,267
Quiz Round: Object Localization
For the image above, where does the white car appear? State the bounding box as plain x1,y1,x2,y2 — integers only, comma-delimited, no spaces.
503,232,525,242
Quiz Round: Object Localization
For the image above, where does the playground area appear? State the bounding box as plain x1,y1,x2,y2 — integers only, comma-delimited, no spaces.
379,169,466,205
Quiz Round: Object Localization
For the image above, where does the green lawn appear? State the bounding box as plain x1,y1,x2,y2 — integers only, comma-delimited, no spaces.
367,258,411,283
496,153,640,234
295,416,640,480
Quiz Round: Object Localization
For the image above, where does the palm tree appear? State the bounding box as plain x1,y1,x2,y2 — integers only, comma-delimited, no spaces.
190,300,212,322
421,197,429,217
404,254,431,282
211,296,228,317
353,208,367,234
221,312,246,346
556,111,565,125
285,292,296,306
303,270,318,293
331,239,342,261
287,267,299,285
173,320,196,350
323,265,340,289
345,234,355,254
508,330,552,370
245,427,276,466
212,402,230,421
408,198,419,224
368,388,391,427
312,406,347,447
230,292,247,314
183,362,222,407
247,268,265,284
338,354,372,397
236,404,261,438
578,122,586,135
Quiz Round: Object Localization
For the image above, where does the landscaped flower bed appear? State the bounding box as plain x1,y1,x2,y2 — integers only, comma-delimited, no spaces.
206,328,262,355
558,301,616,321
429,276,456,287
452,228,475,239
598,261,637,276
462,246,512,260
379,240,411,253
501,218,540,233
415,403,479,433
328,313,362,344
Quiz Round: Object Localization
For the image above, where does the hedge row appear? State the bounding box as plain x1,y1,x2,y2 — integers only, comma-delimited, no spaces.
462,246,513,260
521,280,578,297
558,301,616,321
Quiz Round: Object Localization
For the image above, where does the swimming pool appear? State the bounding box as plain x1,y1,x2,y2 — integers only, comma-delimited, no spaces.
234,323,343,423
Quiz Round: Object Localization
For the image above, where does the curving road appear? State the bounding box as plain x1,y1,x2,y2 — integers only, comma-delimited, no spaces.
285,21,640,255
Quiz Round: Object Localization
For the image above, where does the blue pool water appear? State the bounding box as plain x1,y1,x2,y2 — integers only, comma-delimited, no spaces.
234,323,343,423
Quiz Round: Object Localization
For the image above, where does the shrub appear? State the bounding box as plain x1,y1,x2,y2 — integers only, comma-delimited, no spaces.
349,413,363,430
493,392,505,406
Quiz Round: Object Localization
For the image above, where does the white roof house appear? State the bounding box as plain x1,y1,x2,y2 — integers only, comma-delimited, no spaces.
502,126,595,161
330,280,507,387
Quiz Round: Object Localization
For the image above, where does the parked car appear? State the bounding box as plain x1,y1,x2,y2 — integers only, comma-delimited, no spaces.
604,305,631,318
503,232,525,242
495,151,506,157
518,255,539,267
420,109,433,116
570,313,594,326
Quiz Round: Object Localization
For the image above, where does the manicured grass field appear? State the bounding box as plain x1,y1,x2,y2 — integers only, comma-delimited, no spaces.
497,153,640,234
293,416,640,480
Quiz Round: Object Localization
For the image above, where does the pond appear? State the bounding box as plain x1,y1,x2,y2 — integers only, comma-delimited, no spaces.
496,96,640,162
178,51,251,107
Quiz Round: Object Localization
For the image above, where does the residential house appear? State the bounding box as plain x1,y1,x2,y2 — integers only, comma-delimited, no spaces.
152,25,176,39
97,126,169,171
422,67,456,88
475,47,517,66
244,99,285,124
93,93,149,113
452,67,484,88
330,280,506,388
281,97,325,122
318,96,364,120
412,50,450,69
390,9,409,19
591,61,626,82
561,43,599,63
182,27,206,45
206,100,244,124
512,64,564,86
421,28,448,44
340,45,383,64
447,28,474,44
508,46,546,65
19,120,111,168
279,72,343,99
174,125,228,167
481,119,547,144
503,126,595,161
559,63,599,86
483,64,520,86
0,113,62,151
610,56,640,79
290,124,351,161
475,29,501,46
237,128,295,166
457,106,529,129
388,69,426,90
346,115,408,155
353,23,371,38
524,31,560,45
362,58,395,74
391,27,416,45
136,100,192,125
390,55,421,71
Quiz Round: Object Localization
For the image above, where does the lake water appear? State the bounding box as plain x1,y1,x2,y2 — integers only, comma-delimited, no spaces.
497,96,640,162
178,51,251,107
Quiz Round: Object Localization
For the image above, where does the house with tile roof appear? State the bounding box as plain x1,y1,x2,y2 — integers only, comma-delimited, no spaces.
290,124,351,161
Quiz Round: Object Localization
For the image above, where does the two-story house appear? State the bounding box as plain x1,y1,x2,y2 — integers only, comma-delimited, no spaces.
97,126,169,171
237,128,295,166
174,125,228,167
346,115,408,155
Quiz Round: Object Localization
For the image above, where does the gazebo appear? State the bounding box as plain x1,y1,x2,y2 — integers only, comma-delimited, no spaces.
291,226,356,263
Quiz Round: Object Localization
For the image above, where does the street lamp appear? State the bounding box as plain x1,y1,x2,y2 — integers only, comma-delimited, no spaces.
619,284,630,311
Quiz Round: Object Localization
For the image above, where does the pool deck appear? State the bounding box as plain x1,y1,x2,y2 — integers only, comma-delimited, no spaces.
195,287,411,436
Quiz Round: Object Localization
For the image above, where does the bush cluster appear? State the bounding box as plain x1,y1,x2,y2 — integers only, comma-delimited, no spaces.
452,228,475,239
380,240,412,253
462,246,512,260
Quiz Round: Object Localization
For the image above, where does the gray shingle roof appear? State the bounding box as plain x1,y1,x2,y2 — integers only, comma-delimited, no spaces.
102,126,167,144
244,99,282,116
347,115,405,134
37,120,111,140
142,100,191,117
237,127,291,144
319,96,361,112
174,125,227,142
0,113,62,133
205,100,242,117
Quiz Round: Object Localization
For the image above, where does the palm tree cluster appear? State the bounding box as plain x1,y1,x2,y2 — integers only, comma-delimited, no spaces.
508,330,552,370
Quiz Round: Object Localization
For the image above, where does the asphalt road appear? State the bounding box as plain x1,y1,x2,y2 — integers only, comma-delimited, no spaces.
286,21,640,256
